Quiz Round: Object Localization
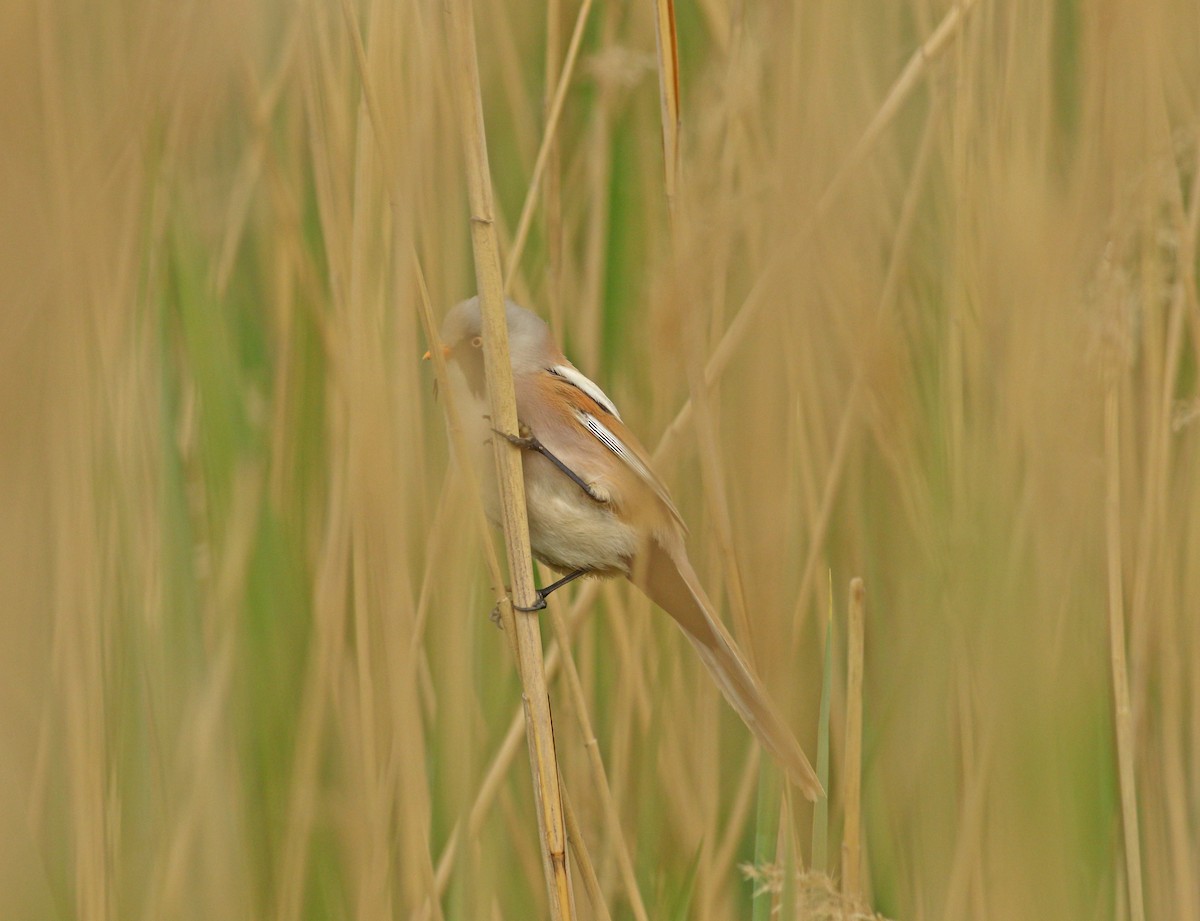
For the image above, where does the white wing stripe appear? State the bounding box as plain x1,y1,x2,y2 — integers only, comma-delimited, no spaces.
549,364,622,420
574,410,654,482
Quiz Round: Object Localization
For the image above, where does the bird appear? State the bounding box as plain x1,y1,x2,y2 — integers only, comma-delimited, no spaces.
428,296,822,801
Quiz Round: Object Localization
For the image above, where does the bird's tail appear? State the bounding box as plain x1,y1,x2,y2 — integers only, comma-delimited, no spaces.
629,536,823,801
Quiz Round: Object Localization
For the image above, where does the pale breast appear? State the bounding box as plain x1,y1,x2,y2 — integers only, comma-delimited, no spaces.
521,452,638,575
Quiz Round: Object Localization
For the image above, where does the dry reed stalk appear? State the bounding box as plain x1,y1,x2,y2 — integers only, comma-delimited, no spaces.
548,604,652,921
650,0,759,684
444,0,577,915
504,0,596,293
423,585,600,910
274,17,395,914
214,21,301,297
684,336,757,657
446,16,580,921
18,0,1200,916
560,784,615,921
274,413,352,921
650,0,979,472
811,593,833,871
941,653,993,920
337,0,394,173
541,0,564,332
841,578,865,898
1127,149,1195,690
336,10,475,906
651,0,681,220
649,10,779,901
1103,385,1147,921
575,2,620,372
345,77,395,921
697,747,762,917
655,1,758,655
785,104,939,655
1157,141,1200,921
816,0,977,222
404,482,456,921
712,748,763,875
599,581,654,727
425,614,577,911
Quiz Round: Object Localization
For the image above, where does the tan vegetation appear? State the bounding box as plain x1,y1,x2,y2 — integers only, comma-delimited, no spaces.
2,0,1199,918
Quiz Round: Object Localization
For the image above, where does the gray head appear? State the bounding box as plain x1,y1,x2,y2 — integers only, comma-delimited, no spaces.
440,296,557,377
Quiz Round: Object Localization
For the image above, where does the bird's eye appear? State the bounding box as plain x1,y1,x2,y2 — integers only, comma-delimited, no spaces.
471,336,483,348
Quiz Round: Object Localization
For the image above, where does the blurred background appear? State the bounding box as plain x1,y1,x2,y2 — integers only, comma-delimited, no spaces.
3,0,1199,918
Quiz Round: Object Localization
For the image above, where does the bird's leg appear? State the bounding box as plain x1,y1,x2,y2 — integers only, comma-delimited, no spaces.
490,569,588,624
492,426,609,504
513,569,588,612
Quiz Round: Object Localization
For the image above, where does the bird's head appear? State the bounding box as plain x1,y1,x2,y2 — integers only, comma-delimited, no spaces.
426,297,556,395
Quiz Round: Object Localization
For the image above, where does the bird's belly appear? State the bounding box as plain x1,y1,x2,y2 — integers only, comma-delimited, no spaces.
523,474,636,575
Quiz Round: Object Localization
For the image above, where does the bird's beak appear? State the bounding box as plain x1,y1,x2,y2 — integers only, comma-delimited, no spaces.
422,344,452,361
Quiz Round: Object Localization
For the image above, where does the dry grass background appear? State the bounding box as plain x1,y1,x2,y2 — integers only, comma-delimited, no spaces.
3,0,1200,918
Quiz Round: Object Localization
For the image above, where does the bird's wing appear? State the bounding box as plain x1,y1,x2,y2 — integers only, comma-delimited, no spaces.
525,360,820,798
547,364,622,420
533,365,685,529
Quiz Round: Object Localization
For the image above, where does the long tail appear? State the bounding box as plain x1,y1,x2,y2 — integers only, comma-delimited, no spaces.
629,535,823,801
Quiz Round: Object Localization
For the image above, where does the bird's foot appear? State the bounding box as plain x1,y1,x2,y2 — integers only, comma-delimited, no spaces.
489,589,548,627
491,424,537,450
513,592,548,613
489,571,586,625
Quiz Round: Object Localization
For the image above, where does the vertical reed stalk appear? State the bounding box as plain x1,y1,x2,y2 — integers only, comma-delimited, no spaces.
842,578,866,898
651,0,682,220
1103,386,1146,921
649,0,980,472
444,1,575,917
548,605,651,921
811,586,833,870
503,0,596,293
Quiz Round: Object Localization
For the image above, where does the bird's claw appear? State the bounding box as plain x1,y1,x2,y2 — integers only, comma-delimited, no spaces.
490,590,547,626
491,425,536,449
513,592,547,612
